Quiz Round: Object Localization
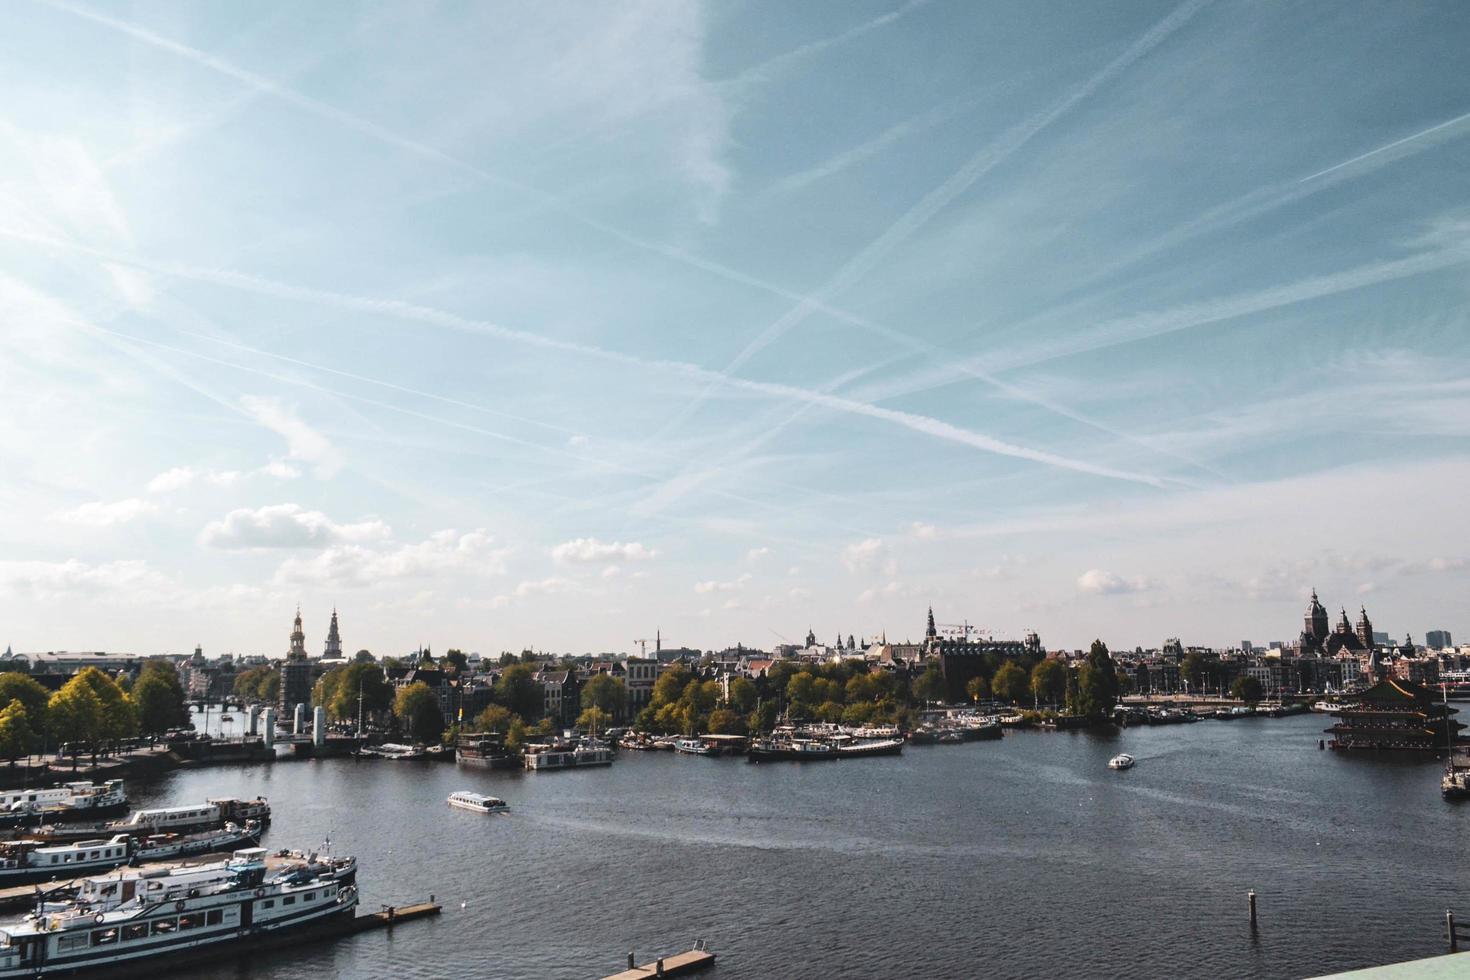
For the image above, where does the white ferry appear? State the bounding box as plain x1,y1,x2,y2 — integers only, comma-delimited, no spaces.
1108,753,1136,770
0,782,128,826
446,792,508,814
0,847,356,976
522,741,614,770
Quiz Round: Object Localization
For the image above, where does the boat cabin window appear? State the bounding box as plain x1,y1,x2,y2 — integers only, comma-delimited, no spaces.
56,933,88,953
150,918,176,936
260,900,274,909
178,913,204,930
206,910,223,926
122,923,148,941
282,896,295,906
90,928,118,946
303,892,315,901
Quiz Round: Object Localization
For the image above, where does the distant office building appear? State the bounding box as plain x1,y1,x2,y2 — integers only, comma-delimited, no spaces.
1427,630,1453,650
1373,632,1390,646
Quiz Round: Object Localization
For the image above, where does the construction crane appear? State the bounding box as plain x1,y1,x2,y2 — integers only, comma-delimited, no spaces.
633,631,663,656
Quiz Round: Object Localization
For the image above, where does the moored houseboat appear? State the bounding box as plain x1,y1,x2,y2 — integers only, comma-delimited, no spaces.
0,783,128,828
523,740,614,771
0,846,356,976
747,738,836,763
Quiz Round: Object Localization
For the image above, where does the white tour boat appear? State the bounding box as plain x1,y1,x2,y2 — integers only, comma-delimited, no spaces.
1107,753,1136,770
446,792,508,814
0,847,356,976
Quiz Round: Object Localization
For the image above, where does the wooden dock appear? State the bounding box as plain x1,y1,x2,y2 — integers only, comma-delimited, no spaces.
601,945,716,980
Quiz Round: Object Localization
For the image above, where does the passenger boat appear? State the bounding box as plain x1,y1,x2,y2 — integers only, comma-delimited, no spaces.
746,738,836,763
446,792,508,814
132,822,262,863
0,782,128,828
1107,753,1135,770
830,737,905,758
359,743,427,760
0,847,356,976
523,740,614,771
672,738,715,756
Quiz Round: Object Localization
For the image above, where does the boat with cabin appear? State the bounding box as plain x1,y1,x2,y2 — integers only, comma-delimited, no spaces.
0,846,356,976
446,792,508,814
1108,753,1135,770
0,782,128,828
830,736,905,758
747,738,836,763
523,739,614,771
23,798,270,845
673,738,715,756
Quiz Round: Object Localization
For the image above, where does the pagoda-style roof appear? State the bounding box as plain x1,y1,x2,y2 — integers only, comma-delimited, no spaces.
1350,678,1444,708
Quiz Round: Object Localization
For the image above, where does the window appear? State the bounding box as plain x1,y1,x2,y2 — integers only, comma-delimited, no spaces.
90,928,118,947
206,910,223,926
260,900,274,909
57,933,87,953
303,892,315,901
282,896,296,906
151,918,176,936
178,913,204,930
122,923,148,941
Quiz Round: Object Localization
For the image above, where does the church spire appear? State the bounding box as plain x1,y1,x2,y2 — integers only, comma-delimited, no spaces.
926,605,937,640
288,607,307,661
323,607,343,659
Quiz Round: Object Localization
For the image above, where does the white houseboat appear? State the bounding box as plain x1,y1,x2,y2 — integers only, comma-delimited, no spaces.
522,741,614,770
0,847,356,976
0,782,128,826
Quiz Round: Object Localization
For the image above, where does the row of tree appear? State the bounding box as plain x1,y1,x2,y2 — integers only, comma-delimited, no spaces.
0,662,190,764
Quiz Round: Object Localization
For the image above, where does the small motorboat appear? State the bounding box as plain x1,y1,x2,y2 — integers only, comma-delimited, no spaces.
448,791,509,813
1107,753,1136,770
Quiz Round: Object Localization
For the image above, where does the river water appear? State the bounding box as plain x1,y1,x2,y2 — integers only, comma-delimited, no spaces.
128,713,1467,979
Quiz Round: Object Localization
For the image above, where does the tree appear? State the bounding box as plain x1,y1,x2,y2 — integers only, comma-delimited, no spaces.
354,649,375,663
576,705,611,733
707,708,746,735
1231,676,1264,705
991,662,1029,704
1030,659,1066,707
749,700,779,734
327,663,393,723
234,666,279,703
652,667,691,707
495,664,543,721
0,702,33,763
131,662,188,735
393,683,445,743
474,704,513,732
0,673,50,742
73,668,136,747
582,674,627,719
1182,652,1207,692
965,676,989,702
913,664,946,705
47,681,102,765
443,650,469,676
1077,640,1119,718
728,676,758,713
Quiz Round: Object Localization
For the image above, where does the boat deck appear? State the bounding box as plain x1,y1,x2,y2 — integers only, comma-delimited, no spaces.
0,852,323,911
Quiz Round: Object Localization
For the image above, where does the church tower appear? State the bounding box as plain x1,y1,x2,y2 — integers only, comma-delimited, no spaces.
288,608,307,660
324,608,343,659
1355,606,1374,648
926,606,937,640
1303,590,1329,646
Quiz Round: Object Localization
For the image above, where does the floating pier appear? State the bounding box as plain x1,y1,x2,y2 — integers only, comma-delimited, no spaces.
602,943,716,980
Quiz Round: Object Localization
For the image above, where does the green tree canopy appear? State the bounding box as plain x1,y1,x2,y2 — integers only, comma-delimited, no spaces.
913,664,946,704
1077,640,1120,718
131,662,188,735
495,664,543,721
1231,675,1264,704
652,666,691,707
48,679,102,757
443,650,469,676
73,668,136,743
234,666,280,703
393,682,444,743
707,707,746,735
991,662,1029,703
582,674,627,718
326,663,393,722
0,702,31,763
1030,658,1067,707
728,676,758,713
0,672,50,741
474,704,513,732
965,676,990,702
576,705,611,733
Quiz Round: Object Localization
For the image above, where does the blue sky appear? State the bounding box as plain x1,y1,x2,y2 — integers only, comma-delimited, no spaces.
1,0,1467,657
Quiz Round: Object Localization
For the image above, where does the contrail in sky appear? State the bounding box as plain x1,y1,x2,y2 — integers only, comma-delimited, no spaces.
1299,108,1470,184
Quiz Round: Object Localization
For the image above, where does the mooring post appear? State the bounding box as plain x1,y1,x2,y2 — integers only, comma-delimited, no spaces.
1248,890,1257,928
1449,910,1457,953
628,951,635,969
655,957,665,977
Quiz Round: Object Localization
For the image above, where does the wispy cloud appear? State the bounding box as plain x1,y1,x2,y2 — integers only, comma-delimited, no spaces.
50,498,156,526
238,396,344,479
200,503,389,550
551,538,657,564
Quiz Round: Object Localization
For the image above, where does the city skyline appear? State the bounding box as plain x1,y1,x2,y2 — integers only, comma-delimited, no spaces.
2,1,1469,654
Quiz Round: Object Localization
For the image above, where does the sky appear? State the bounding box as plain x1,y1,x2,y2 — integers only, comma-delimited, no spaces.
1,0,1468,658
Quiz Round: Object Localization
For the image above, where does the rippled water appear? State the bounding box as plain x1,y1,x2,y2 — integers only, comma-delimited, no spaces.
122,714,1467,979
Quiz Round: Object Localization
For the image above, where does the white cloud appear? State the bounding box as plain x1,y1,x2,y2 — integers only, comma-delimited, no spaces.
201,504,390,550
273,528,508,588
857,580,924,604
601,565,622,578
240,396,343,478
147,467,198,493
788,586,812,600
257,459,301,481
567,434,590,448
148,462,293,495
51,498,156,526
1076,569,1153,596
746,547,771,563
910,522,938,539
842,538,886,572
0,558,170,602
513,577,574,597
694,573,751,594
551,537,657,564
